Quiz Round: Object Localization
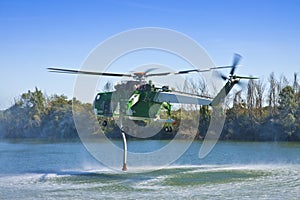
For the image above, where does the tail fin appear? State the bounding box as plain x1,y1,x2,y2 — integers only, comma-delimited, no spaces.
210,80,238,106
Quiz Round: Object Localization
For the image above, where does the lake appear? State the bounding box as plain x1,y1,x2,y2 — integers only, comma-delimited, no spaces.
0,140,299,199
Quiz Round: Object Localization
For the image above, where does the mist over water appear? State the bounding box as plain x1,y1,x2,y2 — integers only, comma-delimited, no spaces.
0,140,299,199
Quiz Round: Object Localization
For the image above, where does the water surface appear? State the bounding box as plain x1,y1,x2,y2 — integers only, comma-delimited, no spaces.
0,140,299,199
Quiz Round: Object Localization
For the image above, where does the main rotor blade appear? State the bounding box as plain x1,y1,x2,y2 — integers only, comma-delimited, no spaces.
144,68,158,74
145,65,234,77
175,65,233,75
130,68,158,74
175,69,210,74
233,75,258,80
47,68,132,77
145,72,172,77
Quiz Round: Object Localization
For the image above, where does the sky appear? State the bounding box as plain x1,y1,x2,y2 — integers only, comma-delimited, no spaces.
0,0,300,109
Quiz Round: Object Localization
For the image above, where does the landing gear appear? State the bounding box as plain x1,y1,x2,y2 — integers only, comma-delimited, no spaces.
164,126,172,132
162,102,173,133
102,120,108,127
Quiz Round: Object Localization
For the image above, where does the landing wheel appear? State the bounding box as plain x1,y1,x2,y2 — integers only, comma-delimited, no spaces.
164,126,172,132
165,127,169,132
102,120,108,127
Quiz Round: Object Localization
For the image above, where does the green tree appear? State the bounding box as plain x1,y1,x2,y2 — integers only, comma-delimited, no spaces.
42,94,77,139
18,87,46,127
279,86,296,115
2,88,46,138
293,90,300,139
278,86,297,139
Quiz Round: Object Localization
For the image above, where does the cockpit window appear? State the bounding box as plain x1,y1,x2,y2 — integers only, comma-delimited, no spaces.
137,84,151,91
96,94,101,100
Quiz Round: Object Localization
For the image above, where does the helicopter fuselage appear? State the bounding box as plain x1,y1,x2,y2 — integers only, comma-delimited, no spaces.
93,82,172,120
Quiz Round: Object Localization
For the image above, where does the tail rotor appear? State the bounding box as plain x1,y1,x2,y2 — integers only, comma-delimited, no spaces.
230,53,242,76
217,53,258,83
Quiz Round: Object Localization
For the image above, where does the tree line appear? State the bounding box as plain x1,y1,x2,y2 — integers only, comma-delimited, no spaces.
213,72,300,141
0,72,299,141
0,88,85,140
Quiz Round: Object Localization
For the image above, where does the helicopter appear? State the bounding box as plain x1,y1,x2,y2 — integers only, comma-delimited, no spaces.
48,53,257,171
47,54,257,132
48,54,257,132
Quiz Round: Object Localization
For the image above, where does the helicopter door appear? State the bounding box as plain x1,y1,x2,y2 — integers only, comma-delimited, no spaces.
103,101,112,116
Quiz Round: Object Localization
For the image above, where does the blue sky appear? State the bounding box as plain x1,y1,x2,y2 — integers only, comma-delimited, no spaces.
0,0,300,109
